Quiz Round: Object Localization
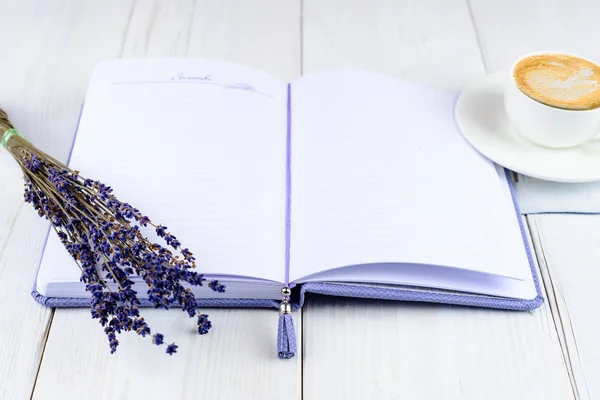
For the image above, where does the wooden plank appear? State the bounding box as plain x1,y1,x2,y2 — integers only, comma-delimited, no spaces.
469,1,600,397
304,294,571,399
0,1,137,399
34,308,301,400
0,194,55,400
302,0,485,91
468,0,600,72
26,1,302,399
301,0,573,398
528,215,600,399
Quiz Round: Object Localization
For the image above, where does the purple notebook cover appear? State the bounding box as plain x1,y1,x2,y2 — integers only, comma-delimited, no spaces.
31,95,544,312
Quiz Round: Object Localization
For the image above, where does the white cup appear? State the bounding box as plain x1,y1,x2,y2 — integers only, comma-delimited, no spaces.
504,51,600,148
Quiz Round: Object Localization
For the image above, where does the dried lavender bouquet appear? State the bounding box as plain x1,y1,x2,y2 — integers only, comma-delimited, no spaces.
0,109,224,355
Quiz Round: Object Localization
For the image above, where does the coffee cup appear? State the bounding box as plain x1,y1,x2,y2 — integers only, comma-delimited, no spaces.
504,51,600,148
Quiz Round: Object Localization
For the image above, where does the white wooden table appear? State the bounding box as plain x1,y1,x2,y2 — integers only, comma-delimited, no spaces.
0,1,598,399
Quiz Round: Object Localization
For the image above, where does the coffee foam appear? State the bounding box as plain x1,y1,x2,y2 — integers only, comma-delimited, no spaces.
513,54,600,110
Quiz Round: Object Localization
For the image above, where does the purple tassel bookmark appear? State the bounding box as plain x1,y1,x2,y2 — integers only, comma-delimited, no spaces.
278,86,296,359
277,287,296,359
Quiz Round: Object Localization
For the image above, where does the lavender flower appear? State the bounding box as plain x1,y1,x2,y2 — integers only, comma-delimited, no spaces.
209,280,226,293
152,333,164,345
197,314,212,335
14,147,224,355
166,343,178,355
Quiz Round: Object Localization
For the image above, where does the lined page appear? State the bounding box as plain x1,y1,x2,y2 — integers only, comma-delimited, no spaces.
37,59,288,285
292,166,537,301
289,69,530,283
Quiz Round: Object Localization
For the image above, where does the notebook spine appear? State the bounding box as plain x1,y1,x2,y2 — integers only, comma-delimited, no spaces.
277,286,296,359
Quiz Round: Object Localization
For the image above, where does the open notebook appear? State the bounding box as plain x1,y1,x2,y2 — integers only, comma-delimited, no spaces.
33,59,543,337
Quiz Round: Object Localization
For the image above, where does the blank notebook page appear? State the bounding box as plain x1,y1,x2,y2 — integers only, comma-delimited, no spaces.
289,69,531,283
36,59,288,291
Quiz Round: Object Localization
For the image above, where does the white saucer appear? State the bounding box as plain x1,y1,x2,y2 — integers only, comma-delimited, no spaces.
455,71,600,183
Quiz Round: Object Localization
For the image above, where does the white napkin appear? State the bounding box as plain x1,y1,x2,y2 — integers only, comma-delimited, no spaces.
514,174,600,214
